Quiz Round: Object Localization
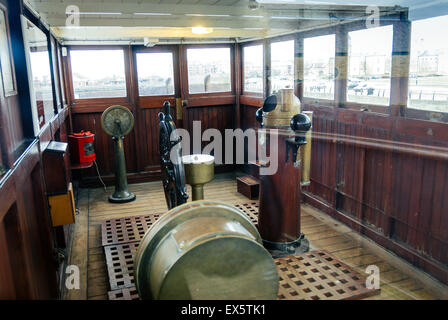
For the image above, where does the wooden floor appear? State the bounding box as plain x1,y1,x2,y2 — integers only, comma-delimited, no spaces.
65,173,447,300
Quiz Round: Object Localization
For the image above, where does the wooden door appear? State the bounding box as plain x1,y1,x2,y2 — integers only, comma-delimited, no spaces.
132,45,181,173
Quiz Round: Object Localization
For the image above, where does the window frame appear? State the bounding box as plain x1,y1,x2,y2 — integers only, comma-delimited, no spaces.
21,14,57,131
57,42,68,107
241,41,264,97
67,45,131,104
345,24,394,108
0,4,17,98
302,33,336,102
182,43,235,98
49,35,62,110
133,45,179,99
270,37,296,95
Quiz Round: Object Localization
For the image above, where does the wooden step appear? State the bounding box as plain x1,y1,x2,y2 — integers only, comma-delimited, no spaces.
237,175,260,200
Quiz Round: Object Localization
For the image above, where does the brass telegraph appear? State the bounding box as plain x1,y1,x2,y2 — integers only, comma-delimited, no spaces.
101,105,136,203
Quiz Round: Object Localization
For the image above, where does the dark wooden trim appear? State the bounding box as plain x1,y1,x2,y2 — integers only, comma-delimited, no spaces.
334,26,348,108
234,43,242,129
240,95,264,107
294,35,303,100
7,0,34,138
71,102,132,114
390,18,411,117
186,95,236,108
263,38,271,97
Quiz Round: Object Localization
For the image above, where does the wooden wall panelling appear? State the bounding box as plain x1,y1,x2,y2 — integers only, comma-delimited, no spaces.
0,141,59,299
0,175,19,299
302,103,448,284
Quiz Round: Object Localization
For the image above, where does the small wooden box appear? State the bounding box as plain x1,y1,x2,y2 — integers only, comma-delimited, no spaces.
237,175,260,200
48,182,76,227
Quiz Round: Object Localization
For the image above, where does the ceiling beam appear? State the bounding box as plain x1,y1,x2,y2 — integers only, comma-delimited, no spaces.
38,15,301,30
51,26,274,41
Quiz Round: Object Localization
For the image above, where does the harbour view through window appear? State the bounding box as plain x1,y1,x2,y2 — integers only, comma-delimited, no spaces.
408,15,448,113
347,25,393,106
243,44,263,94
70,49,127,99
304,34,335,100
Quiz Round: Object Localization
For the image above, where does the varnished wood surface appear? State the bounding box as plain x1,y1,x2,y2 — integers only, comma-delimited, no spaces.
65,173,446,300
301,105,448,284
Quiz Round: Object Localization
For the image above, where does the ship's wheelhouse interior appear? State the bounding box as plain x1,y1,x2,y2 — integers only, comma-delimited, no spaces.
0,0,447,301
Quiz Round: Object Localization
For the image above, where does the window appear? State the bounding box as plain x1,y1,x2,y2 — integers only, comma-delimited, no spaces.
0,9,15,96
271,40,294,94
304,34,335,100
408,15,448,113
70,49,126,99
136,52,174,96
187,47,231,94
243,45,263,94
22,16,54,130
347,25,393,106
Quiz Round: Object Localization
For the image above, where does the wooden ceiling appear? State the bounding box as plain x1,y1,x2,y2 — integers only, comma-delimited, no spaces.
23,0,412,44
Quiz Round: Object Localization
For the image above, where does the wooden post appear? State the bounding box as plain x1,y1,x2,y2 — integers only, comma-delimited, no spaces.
390,14,411,117
335,26,348,108
263,38,271,97
295,36,304,101
234,43,242,129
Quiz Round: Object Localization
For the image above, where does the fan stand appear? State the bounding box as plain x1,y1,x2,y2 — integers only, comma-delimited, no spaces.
101,106,136,204
109,134,136,203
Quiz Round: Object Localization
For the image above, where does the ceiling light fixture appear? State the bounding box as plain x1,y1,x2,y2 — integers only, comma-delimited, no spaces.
192,27,214,34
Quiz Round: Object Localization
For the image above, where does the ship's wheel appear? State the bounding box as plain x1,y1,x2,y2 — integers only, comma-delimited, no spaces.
159,102,188,210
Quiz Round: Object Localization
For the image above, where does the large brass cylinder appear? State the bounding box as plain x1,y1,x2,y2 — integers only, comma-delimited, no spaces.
263,88,301,128
134,201,279,300
301,111,313,186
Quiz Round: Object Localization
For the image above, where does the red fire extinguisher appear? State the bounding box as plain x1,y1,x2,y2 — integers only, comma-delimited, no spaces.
68,131,96,165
